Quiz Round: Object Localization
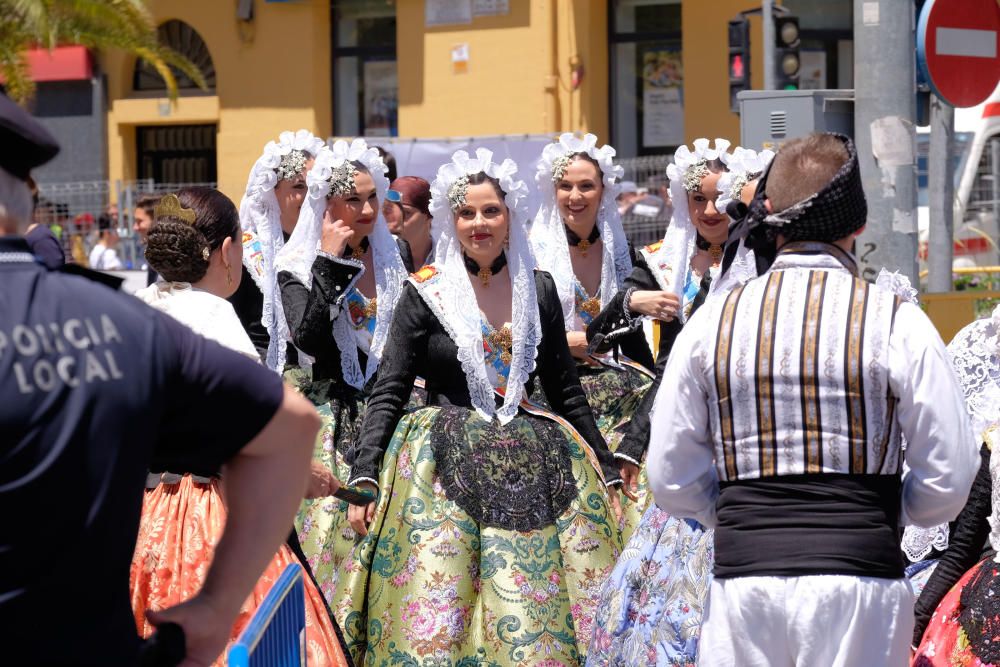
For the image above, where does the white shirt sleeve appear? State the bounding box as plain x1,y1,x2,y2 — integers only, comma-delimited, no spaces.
104,249,124,271
647,308,720,527
893,302,980,527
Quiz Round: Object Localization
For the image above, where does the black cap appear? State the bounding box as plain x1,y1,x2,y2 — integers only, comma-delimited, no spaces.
0,92,60,180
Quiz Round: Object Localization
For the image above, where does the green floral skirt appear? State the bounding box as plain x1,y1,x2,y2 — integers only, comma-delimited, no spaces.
575,363,653,543
335,405,623,666
287,368,367,605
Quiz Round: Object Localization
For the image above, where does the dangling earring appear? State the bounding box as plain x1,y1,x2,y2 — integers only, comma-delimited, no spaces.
226,264,233,286
504,232,510,249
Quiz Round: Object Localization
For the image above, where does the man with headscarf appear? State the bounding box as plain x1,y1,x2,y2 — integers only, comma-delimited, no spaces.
646,132,979,665
0,91,320,666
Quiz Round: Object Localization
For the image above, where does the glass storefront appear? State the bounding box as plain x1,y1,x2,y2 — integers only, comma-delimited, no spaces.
610,0,683,157
332,0,398,137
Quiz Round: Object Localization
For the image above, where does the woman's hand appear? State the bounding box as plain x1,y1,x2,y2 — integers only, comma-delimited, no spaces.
619,461,640,502
320,214,354,257
347,481,378,536
566,331,600,366
629,290,680,322
305,461,340,499
607,486,623,525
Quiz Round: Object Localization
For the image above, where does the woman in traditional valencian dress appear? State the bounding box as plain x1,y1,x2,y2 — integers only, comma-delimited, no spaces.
530,133,654,539
338,148,625,665
274,138,408,603
130,188,350,667
910,307,1000,666
231,129,325,370
587,143,776,667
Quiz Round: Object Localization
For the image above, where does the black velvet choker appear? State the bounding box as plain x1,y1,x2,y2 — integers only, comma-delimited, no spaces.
695,234,724,265
564,224,600,257
464,251,507,287
343,236,370,261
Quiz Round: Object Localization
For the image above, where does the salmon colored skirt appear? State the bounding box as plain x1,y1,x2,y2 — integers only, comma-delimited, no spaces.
130,475,350,667
913,558,996,667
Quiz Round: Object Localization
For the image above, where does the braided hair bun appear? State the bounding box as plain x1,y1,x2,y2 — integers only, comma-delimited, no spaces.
145,187,240,283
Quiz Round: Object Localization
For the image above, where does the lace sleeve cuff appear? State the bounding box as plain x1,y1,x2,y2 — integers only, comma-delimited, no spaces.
613,451,641,467
347,476,379,489
313,253,364,308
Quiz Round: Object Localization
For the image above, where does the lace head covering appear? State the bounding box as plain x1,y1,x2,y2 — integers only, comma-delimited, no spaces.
529,133,630,331
948,305,1000,442
274,137,408,390
424,148,538,424
643,138,731,318
238,129,326,372
710,146,774,297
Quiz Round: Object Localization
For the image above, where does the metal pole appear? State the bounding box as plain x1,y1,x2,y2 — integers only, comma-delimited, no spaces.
927,95,955,293
992,139,1000,247
762,0,774,90
853,0,919,284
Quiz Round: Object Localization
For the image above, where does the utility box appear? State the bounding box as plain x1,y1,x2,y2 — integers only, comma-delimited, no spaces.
738,89,854,152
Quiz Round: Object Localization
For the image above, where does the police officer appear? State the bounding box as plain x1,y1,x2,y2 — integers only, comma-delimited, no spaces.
0,93,320,666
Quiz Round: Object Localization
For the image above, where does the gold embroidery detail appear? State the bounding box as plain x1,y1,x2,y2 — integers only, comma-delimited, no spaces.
581,296,600,318
363,296,378,319
486,325,513,365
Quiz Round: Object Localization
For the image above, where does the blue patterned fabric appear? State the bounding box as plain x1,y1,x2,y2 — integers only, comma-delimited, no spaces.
480,320,511,388
587,505,714,666
574,279,600,327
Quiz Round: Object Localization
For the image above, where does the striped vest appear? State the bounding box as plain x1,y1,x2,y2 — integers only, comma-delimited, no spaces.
703,260,903,483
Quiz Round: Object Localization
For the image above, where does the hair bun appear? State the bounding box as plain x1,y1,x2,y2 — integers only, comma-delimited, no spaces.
145,219,212,282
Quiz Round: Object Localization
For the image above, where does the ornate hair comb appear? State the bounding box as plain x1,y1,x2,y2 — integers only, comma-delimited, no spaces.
154,193,196,224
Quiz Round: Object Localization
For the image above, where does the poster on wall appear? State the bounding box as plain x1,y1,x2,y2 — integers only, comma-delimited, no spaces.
425,0,472,26
641,48,684,147
363,60,398,137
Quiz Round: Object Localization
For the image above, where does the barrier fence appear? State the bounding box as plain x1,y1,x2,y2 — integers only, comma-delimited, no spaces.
227,564,306,667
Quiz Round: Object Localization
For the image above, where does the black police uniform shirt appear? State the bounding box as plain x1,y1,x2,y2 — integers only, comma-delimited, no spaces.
0,236,286,665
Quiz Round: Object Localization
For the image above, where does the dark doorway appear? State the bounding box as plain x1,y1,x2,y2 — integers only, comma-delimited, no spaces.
136,124,217,184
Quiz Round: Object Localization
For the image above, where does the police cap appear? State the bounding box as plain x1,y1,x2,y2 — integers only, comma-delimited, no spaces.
0,92,59,180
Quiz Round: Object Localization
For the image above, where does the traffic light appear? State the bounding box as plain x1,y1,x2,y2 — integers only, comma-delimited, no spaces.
729,17,751,112
774,14,800,90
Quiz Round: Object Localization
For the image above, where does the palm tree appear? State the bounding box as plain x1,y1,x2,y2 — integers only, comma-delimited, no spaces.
0,0,205,104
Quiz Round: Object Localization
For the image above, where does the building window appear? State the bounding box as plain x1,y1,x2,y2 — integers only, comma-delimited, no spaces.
137,124,217,184
332,0,397,137
133,20,217,92
610,0,682,158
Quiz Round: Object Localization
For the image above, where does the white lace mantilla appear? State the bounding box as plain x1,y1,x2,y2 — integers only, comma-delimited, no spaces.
426,147,539,424
710,147,773,299
646,138,731,319
239,129,326,372
529,133,631,332
274,138,407,390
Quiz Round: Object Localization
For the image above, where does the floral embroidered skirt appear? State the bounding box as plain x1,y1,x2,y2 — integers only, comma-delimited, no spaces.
913,557,1000,666
575,363,653,542
334,405,623,666
290,372,368,605
129,475,350,667
587,505,713,667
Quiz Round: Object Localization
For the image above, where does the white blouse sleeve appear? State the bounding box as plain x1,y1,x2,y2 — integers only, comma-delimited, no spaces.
646,308,720,527
893,303,980,527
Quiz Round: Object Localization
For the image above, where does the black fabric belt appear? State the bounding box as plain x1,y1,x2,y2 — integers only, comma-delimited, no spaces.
713,473,904,580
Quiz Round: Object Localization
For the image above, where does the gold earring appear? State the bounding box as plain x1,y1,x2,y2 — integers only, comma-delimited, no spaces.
226,264,233,286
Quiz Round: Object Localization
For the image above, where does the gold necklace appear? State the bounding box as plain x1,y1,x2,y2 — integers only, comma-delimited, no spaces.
708,244,723,265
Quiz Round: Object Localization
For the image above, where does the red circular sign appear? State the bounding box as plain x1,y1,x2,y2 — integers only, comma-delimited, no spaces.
919,0,1000,108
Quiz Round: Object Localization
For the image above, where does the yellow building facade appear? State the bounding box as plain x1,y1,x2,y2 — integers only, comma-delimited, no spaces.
102,0,818,203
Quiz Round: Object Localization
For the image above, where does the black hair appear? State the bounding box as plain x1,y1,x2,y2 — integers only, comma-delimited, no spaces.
145,187,240,283
465,171,507,202
375,146,397,182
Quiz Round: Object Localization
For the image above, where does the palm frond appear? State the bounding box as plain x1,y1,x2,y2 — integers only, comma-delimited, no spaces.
0,0,207,104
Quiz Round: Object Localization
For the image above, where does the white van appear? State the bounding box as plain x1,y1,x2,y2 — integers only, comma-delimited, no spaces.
919,83,1000,269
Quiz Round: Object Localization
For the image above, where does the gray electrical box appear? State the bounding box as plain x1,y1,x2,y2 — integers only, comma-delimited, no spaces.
738,89,855,152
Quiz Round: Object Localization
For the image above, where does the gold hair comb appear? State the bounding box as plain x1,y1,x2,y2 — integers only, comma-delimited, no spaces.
154,193,196,224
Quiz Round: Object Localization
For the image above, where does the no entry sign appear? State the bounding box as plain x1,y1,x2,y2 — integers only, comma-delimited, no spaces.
917,0,1000,108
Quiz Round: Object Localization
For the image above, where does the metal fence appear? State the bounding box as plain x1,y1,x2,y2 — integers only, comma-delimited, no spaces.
615,154,672,247
34,179,216,269
227,564,306,667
